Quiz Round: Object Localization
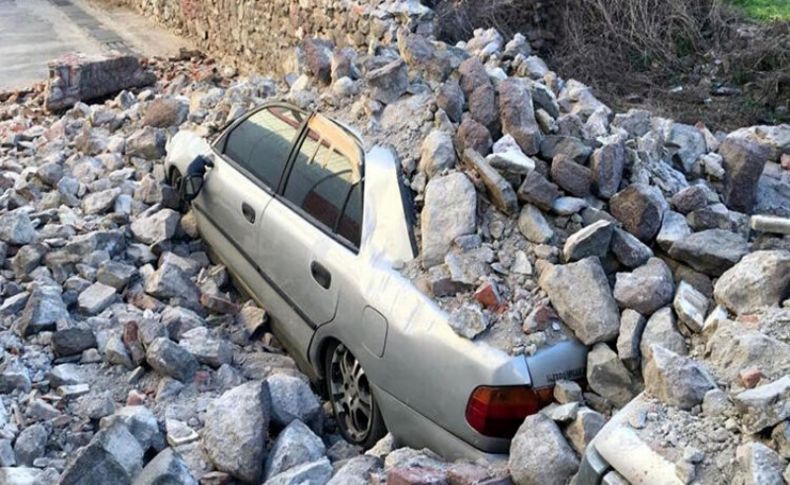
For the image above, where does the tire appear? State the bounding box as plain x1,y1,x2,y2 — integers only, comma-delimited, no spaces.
325,342,387,449
168,167,186,212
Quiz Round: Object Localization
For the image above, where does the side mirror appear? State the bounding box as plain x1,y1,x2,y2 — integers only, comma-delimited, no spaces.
181,173,205,202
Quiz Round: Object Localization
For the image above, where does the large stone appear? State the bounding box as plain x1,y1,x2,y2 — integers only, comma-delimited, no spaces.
131,208,180,245
656,210,691,252
78,282,117,315
668,229,748,276
609,184,666,242
713,250,790,314
707,320,790,384
564,408,606,455
458,57,490,97
0,210,35,245
720,136,771,213
264,420,326,480
82,188,121,215
108,406,162,452
540,136,592,165
509,413,579,485
436,79,464,123
610,228,653,268
16,284,68,336
468,83,498,132
12,243,45,279
327,455,382,485
203,381,270,483
366,58,408,104
518,204,554,244
590,139,626,198
126,127,166,160
498,78,542,155
551,154,592,197
302,38,333,84
52,328,97,357
134,448,196,485
421,172,477,267
563,220,613,262
613,258,675,315
616,309,647,371
265,457,333,485
265,374,322,430
667,123,707,173
670,185,709,214
644,345,716,409
13,424,48,466
145,338,198,382
144,261,201,303
517,170,561,211
673,281,709,332
60,422,144,485
142,97,188,128
538,258,620,345
735,442,786,485
639,308,687,366
0,359,31,394
733,376,790,434
456,115,492,155
178,327,232,368
463,149,518,215
587,343,642,407
419,130,456,178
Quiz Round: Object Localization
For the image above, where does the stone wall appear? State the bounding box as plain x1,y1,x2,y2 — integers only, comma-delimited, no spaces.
119,0,435,75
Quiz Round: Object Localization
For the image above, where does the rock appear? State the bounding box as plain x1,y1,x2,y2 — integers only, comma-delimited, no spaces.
303,38,333,84
610,228,653,268
639,308,687,366
707,320,790,384
713,250,790,314
656,210,691,252
108,406,162,451
178,327,232,368
436,79,464,123
518,204,554,244
735,442,786,485
366,58,408,104
134,448,196,485
488,146,535,176
60,422,144,485
203,381,270,483
552,196,588,215
12,244,45,279
458,56,490,97
144,261,201,303
0,210,35,245
105,333,134,369
456,115,492,155
237,304,267,335
751,214,790,235
667,124,707,173
668,229,748,276
563,220,613,262
617,309,647,371
613,258,675,315
517,170,561,211
16,284,68,336
142,98,188,127
590,139,626,198
733,376,790,434
673,281,709,332
469,83,498,131
720,136,771,213
421,172,477,267
387,466,447,485
13,424,48,466
448,303,489,339
644,345,716,409
0,359,31,394
266,374,322,430
419,130,456,178
587,343,642,407
145,338,198,382
463,149,518,215
82,188,121,215
498,78,542,155
131,208,180,245
126,126,166,160
78,282,117,315
564,408,605,454
554,380,584,404
609,184,666,242
52,328,97,357
551,154,592,197
97,261,137,290
671,185,709,214
327,456,382,485
687,203,733,231
509,413,579,485
264,420,326,480
540,136,592,165
612,109,651,137
265,457,333,485
539,258,620,345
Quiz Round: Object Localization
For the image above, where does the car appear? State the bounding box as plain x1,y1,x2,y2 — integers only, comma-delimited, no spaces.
165,101,587,460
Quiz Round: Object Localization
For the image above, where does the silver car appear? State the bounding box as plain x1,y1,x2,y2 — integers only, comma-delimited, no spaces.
165,102,587,460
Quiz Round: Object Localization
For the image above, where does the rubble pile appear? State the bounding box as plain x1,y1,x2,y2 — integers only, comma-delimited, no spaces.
0,3,789,484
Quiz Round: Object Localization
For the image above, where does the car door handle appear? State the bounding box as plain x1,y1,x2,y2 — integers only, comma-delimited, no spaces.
310,261,331,289
241,202,255,223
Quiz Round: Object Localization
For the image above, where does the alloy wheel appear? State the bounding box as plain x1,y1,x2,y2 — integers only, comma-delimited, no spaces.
328,344,374,442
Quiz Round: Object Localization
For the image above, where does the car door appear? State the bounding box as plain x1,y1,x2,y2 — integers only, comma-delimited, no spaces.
192,104,307,304
257,114,363,358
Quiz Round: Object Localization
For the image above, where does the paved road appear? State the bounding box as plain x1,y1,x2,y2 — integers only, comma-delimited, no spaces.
0,0,191,90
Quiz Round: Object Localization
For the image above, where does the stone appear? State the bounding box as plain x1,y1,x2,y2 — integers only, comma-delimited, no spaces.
82,188,121,215
126,126,166,160
60,422,144,485
613,109,652,137
458,57,490,97
544,402,580,423
463,149,518,215
735,442,786,485
639,308,687,366
563,220,613,262
367,58,408,104
131,208,180,245
203,381,270,483
0,467,42,485
16,284,68,336
108,406,162,451
668,229,748,276
667,124,707,173
469,83,498,131
421,172,477,267
0,358,31,394
539,258,620,345
564,408,605,454
266,374,322,430
264,420,326,480
448,303,489,339
673,281,709,332
613,258,675,315
644,345,716,409
12,244,45,279
540,136,592,165
78,282,117,315
327,455,382,485
656,210,691,252
551,154,592,197
237,304,267,334
558,79,611,118
617,309,647,371
387,466,447,485
105,333,135,369
610,228,653,268
554,380,584,404
419,130,456,178
487,148,535,175
587,343,642,407
146,338,198,382
720,136,771,213
436,79,464,123
498,78,542,155
0,210,35,245
590,140,626,198
671,185,709,214
687,203,733,231
13,424,48,466
713,250,790,314
552,196,588,215
751,214,790,235
144,261,201,303
52,328,97,357
97,261,137,290
265,457,333,485
142,98,188,128
456,115,492,156
517,170,561,211
0,440,14,467
707,320,790,384
509,413,579,485
733,376,790,434
609,184,666,242
178,327,232,368
134,448,196,485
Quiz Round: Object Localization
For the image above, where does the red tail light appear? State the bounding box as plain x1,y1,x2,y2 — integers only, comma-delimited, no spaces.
465,385,555,438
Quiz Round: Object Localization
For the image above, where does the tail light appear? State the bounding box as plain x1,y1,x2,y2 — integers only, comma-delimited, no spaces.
465,385,555,438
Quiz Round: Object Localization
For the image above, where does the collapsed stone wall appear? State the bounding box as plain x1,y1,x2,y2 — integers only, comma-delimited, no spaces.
117,0,435,74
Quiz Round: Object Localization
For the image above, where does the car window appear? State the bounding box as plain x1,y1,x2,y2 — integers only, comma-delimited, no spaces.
283,130,362,248
223,106,303,189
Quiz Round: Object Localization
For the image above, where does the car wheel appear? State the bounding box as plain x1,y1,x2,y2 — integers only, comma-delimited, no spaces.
325,342,386,449
169,167,186,211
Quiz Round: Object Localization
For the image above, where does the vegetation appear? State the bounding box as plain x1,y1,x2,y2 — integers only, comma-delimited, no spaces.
731,0,790,21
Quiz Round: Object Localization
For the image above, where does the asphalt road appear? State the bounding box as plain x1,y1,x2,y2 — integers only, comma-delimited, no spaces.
0,0,191,90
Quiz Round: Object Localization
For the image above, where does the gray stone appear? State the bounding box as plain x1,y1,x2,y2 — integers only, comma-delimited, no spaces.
707,320,790,384
131,208,180,245
266,374,322,430
613,258,675,315
436,79,464,123
644,345,716,409
178,327,232,368
687,203,733,231
0,467,41,485
327,455,382,485
142,98,188,128
78,282,117,315
539,258,620,345
671,185,709,214
587,343,642,407
543,402,580,423
736,442,785,485
540,136,592,165
551,154,592,197
265,457,333,485
108,406,162,452
456,115,492,156
563,220,613,262
509,413,579,485
552,196,588,215
13,424,48,466
720,136,771,213
564,408,605,454
203,381,270,483
610,228,653,268
133,448,196,485
12,244,46,279
667,124,707,173
469,83,498,132
146,338,198,382
16,284,68,336
616,309,647,371
656,210,691,252
734,376,790,434
126,126,166,160
0,358,31,394
52,328,97,357
264,420,326,480
421,172,477,267
714,250,790,314
105,333,134,369
419,130,456,178
673,281,709,332
609,184,666,242
448,303,489,339
0,440,15,467
517,171,561,211
0,210,35,245
97,261,137,290
82,188,121,215
590,139,626,198
554,380,584,404
160,306,205,339
463,148,518,215
639,308,687,366
498,78,542,155
60,422,144,485
668,229,748,276
144,261,201,303
487,145,535,175
612,109,652,138
366,58,408,104
458,56,490,97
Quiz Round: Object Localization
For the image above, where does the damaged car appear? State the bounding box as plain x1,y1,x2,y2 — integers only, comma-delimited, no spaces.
165,102,587,459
